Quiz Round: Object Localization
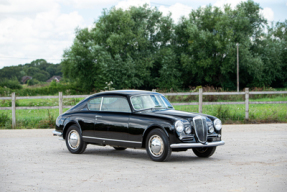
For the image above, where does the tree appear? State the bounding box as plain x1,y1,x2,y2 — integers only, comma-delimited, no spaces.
175,0,267,89
0,59,62,84
270,20,287,87
62,5,175,91
61,1,286,91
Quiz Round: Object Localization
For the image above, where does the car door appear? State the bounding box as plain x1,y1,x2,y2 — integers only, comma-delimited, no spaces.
94,95,131,146
80,97,102,138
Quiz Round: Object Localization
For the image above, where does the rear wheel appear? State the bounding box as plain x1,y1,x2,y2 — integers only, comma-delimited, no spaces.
192,147,216,158
145,129,171,162
65,125,87,154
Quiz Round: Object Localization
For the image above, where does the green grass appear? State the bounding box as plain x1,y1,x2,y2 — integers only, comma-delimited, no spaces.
0,108,69,129
0,98,85,107
1,96,286,107
0,94,287,128
0,103,286,129
174,104,287,124
166,94,287,103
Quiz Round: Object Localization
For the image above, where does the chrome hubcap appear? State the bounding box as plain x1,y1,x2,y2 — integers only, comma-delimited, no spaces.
148,135,164,157
68,130,80,150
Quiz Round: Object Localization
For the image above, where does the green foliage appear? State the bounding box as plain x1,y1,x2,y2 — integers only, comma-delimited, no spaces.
38,110,56,128
49,80,57,88
0,78,22,89
62,1,287,91
0,112,10,127
27,79,40,86
176,1,269,89
0,82,87,97
0,59,62,84
156,48,182,89
62,5,176,91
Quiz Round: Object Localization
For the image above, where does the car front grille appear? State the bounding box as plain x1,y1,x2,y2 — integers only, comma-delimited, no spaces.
193,116,208,143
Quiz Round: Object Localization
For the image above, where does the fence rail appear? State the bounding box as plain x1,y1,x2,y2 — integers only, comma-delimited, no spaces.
1,88,286,128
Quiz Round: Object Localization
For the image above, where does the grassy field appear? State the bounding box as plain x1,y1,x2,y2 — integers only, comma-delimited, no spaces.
0,98,84,107
1,87,286,128
175,104,287,124
0,102,286,129
0,108,70,129
0,95,286,107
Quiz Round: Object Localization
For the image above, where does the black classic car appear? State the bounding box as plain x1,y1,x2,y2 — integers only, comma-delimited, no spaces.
53,90,225,162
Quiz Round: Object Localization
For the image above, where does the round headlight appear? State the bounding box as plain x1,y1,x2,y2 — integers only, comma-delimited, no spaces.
175,120,184,132
214,119,222,130
185,126,191,134
208,126,214,133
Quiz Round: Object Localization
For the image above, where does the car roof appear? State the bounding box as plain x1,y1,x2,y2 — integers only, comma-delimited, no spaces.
89,90,161,97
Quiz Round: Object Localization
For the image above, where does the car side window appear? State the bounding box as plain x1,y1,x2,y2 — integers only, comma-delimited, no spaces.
88,97,102,111
102,96,131,112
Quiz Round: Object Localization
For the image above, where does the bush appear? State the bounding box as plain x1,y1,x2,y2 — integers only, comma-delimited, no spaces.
0,113,10,128
27,79,40,86
38,110,56,128
0,82,89,97
0,78,22,89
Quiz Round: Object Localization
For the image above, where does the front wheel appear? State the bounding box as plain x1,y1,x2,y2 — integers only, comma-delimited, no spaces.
65,125,87,154
192,147,216,158
145,129,171,162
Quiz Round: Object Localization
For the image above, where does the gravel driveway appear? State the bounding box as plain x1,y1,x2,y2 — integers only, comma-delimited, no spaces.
0,124,286,192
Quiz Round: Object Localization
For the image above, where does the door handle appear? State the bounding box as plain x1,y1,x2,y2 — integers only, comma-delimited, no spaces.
95,115,102,118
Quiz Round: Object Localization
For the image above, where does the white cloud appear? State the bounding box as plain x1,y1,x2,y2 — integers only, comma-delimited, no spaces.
158,3,192,23
213,0,246,9
0,0,85,68
115,0,150,10
0,0,59,14
260,7,274,22
65,0,119,9
115,0,192,23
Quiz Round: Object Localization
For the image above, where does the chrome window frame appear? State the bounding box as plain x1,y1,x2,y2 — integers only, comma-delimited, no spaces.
130,94,173,111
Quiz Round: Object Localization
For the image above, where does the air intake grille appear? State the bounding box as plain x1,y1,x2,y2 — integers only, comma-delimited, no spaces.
193,116,207,143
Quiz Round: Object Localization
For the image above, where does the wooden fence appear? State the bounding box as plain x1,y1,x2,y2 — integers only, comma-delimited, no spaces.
1,88,287,128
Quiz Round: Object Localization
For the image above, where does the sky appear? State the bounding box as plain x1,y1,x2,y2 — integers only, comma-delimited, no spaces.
0,0,286,69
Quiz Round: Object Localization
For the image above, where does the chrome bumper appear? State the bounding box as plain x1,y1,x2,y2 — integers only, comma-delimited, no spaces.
53,130,63,137
170,140,225,148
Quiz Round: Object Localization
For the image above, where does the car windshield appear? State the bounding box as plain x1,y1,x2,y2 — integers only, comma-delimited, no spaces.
131,95,173,110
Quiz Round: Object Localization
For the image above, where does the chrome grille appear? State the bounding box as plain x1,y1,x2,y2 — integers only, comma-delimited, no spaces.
193,116,208,143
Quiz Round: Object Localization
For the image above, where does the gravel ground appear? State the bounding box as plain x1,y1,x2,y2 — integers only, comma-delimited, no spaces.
0,124,286,192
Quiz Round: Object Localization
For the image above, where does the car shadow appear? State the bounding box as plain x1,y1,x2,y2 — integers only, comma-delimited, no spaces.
79,146,220,163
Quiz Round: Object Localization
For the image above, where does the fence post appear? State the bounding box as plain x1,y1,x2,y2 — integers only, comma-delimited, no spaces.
199,88,203,113
59,92,63,115
12,92,16,129
245,88,249,120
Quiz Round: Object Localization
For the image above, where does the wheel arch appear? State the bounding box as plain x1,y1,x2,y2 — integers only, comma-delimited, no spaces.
142,125,170,148
63,120,82,139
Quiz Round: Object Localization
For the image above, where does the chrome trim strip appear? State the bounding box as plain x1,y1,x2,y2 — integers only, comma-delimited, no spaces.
53,130,63,136
170,141,225,148
82,136,141,144
99,97,103,111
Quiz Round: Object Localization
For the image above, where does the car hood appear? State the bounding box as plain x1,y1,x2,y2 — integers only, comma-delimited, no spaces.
151,109,217,121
